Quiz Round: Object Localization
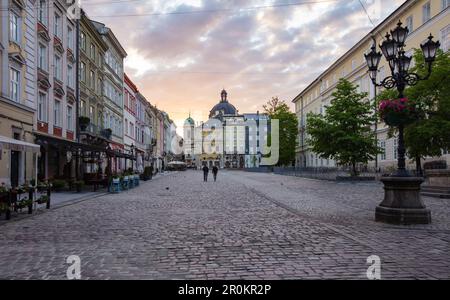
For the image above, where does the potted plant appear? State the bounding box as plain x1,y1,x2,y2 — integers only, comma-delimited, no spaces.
75,180,85,193
79,116,90,131
379,98,417,126
101,128,112,140
37,181,49,192
35,195,49,204
51,179,66,192
0,202,8,215
17,198,32,210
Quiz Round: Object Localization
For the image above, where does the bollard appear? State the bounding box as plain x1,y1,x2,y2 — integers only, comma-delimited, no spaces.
46,187,51,209
28,187,34,214
6,191,11,220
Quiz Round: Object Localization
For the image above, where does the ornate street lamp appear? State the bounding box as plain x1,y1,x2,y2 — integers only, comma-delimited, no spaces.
364,20,440,225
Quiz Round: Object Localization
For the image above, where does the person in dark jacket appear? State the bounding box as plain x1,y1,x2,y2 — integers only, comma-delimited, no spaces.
212,166,219,182
202,165,209,182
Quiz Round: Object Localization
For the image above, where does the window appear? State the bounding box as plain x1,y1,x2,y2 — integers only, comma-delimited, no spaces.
54,100,61,126
67,64,73,88
10,68,20,102
80,32,86,51
67,106,73,131
54,13,61,38
125,118,128,135
80,62,86,82
379,140,386,161
10,12,20,43
67,26,73,50
54,55,61,80
38,0,47,26
90,70,95,88
38,92,47,122
422,2,431,24
441,25,450,52
442,0,450,10
406,15,413,32
89,106,95,122
90,44,96,60
38,43,47,70
81,100,86,116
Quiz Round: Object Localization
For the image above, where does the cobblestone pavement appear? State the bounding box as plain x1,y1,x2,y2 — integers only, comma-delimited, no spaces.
0,171,448,279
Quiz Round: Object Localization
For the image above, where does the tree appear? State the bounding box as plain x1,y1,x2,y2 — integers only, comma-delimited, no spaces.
263,97,298,166
377,49,450,174
307,79,379,176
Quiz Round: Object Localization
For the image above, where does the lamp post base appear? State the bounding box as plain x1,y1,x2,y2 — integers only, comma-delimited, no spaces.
376,176,431,225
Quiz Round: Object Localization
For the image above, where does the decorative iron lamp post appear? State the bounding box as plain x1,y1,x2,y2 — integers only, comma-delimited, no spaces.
364,21,440,224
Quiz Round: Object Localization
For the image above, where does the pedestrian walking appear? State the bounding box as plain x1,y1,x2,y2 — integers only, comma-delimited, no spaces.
212,166,219,182
202,165,209,182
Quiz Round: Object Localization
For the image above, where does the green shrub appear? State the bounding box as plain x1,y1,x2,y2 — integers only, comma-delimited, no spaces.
52,179,66,191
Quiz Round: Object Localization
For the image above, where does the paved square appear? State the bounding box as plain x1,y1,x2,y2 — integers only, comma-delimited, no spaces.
0,171,449,279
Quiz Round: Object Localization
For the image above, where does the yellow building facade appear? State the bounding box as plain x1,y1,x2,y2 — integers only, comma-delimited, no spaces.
293,0,449,171
0,0,37,186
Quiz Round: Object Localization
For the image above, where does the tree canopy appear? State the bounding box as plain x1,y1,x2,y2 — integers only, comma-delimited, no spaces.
263,97,298,166
306,79,379,176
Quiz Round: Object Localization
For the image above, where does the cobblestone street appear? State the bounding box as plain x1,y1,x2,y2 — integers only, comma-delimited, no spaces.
0,171,449,279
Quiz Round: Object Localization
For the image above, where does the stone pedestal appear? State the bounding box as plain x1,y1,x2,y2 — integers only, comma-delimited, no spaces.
425,169,450,186
376,176,431,225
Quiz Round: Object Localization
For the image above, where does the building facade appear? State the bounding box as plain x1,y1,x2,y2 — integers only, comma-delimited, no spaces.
34,0,78,180
123,73,138,171
292,0,449,171
186,90,268,169
0,0,37,186
93,20,126,173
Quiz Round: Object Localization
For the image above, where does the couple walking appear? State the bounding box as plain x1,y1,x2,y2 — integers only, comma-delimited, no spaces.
203,165,219,182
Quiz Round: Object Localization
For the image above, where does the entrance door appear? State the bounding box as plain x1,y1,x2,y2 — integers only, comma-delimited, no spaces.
11,151,20,187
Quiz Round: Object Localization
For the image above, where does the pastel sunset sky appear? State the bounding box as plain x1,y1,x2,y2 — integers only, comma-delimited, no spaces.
85,0,405,128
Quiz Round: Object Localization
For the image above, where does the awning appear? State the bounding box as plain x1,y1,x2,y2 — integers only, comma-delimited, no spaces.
0,135,40,153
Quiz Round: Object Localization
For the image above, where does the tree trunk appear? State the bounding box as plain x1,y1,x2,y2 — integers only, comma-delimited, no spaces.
415,156,423,177
351,162,357,177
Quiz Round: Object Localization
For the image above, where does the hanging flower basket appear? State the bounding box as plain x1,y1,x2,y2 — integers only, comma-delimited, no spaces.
379,98,416,127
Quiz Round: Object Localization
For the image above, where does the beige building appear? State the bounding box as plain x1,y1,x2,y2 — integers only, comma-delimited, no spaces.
0,0,37,187
292,0,449,171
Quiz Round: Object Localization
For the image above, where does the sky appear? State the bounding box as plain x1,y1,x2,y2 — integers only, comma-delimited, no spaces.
84,0,405,129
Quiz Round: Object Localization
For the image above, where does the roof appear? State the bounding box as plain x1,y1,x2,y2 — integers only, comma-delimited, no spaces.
209,102,237,117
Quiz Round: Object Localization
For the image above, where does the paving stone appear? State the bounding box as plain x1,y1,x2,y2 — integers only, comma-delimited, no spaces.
0,170,448,279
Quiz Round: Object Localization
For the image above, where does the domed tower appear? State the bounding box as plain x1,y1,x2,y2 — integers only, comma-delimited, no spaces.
209,89,237,119
183,113,195,167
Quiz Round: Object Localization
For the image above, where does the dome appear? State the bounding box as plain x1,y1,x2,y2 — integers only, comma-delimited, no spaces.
209,89,237,118
185,116,195,126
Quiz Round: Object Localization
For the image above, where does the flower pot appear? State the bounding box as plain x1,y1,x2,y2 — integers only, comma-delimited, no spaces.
382,112,414,127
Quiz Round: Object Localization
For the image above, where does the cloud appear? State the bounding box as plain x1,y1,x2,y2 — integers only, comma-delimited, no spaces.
87,0,403,126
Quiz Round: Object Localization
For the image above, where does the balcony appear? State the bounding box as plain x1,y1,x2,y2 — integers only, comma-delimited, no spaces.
80,122,112,141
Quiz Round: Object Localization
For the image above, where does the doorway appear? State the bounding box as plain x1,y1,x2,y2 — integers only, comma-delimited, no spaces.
11,151,19,187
